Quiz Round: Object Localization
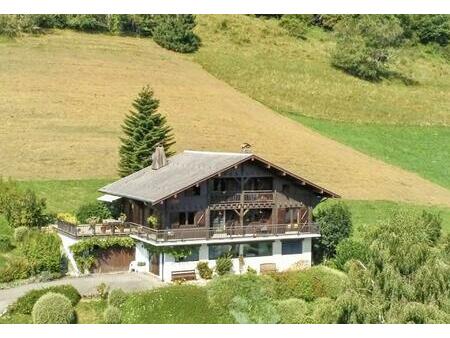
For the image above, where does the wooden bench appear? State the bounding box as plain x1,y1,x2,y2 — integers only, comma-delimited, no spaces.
171,269,197,281
260,263,277,274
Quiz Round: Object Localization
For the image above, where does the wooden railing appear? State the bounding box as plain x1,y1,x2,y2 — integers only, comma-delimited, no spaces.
55,220,319,242
129,222,320,243
210,190,274,205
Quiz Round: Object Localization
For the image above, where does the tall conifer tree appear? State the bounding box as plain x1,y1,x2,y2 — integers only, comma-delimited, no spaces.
118,86,175,177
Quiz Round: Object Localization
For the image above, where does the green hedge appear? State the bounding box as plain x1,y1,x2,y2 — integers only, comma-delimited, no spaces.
21,231,62,274
75,201,112,224
0,257,32,283
8,284,81,315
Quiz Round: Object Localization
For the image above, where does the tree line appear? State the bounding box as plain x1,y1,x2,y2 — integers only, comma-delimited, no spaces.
0,14,200,53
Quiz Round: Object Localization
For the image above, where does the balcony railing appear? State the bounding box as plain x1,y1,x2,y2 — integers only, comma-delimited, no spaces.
130,222,320,243
54,220,320,242
210,190,274,205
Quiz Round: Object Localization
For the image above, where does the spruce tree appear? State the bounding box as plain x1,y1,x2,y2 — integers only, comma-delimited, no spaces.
118,86,175,177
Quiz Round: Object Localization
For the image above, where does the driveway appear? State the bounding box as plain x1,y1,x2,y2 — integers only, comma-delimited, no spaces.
0,272,163,313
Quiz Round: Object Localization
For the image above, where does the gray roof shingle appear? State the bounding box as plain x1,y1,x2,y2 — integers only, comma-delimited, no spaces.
99,151,252,204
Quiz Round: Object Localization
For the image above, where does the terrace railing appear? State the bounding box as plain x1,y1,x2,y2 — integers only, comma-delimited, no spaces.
54,220,319,242
129,222,320,243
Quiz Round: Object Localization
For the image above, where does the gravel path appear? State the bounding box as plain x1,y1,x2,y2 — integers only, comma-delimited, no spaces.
0,272,163,313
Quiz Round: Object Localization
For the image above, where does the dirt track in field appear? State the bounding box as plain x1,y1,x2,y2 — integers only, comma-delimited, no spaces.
1,31,449,206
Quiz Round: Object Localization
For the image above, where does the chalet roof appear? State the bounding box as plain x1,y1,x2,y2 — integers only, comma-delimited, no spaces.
99,150,339,204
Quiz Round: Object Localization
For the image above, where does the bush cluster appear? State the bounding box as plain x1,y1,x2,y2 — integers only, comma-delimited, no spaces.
8,285,81,315
279,15,309,39
314,201,352,259
0,234,12,252
21,232,63,275
14,226,30,242
333,238,369,271
269,266,347,301
75,201,112,224
103,305,122,324
215,254,233,276
0,178,50,229
31,292,75,324
0,257,32,283
152,15,200,53
197,261,213,279
108,288,128,308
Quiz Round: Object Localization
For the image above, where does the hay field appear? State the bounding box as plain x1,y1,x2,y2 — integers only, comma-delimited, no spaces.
1,30,450,206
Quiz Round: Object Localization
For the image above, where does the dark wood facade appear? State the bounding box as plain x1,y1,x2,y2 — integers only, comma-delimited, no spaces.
123,161,323,232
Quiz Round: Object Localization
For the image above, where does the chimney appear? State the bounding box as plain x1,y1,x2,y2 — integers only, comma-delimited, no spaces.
241,143,252,153
151,144,168,170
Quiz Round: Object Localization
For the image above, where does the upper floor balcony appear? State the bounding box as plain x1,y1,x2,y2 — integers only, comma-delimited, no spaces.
210,190,275,209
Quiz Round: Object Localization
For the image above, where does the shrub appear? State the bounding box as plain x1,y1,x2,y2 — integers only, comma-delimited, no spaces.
215,254,233,276
314,202,352,259
8,285,81,315
0,235,12,252
75,202,112,224
230,294,280,324
14,226,30,242
197,261,213,279
67,15,109,33
411,15,450,46
207,273,277,323
277,298,313,324
4,189,49,228
97,282,110,300
269,266,347,301
331,15,403,81
152,15,200,53
29,15,68,29
56,213,78,225
0,257,31,283
419,211,442,245
310,297,340,323
21,232,62,274
108,288,128,308
334,238,369,270
32,292,75,324
279,15,309,39
103,305,122,324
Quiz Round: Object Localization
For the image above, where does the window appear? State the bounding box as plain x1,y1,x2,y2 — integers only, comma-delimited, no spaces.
282,184,290,194
282,240,303,255
185,185,201,196
187,212,195,225
175,246,200,262
208,244,239,260
242,241,273,257
179,212,186,225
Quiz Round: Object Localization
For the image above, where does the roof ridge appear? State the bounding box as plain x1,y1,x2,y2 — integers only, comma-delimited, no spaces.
184,150,251,156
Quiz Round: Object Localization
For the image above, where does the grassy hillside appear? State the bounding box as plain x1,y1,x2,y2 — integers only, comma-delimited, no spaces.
1,29,450,206
193,15,450,190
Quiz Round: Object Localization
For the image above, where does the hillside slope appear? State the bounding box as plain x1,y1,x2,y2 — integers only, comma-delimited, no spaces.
1,31,450,206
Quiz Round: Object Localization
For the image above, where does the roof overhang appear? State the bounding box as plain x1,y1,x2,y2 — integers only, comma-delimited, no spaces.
97,194,122,203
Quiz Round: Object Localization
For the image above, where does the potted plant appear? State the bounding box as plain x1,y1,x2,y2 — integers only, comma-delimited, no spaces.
147,215,159,229
118,213,127,232
86,216,100,235
100,219,108,234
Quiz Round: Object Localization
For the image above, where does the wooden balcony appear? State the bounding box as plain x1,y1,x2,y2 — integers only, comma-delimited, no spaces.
210,190,275,209
130,222,320,243
54,220,320,243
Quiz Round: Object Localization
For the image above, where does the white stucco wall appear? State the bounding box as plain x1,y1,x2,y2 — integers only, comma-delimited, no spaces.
159,238,312,282
134,241,150,273
58,233,81,276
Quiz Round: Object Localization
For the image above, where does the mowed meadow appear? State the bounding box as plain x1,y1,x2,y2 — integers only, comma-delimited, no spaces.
193,15,450,190
1,24,450,209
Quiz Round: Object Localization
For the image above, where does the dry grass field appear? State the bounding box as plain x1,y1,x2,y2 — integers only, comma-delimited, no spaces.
1,30,450,206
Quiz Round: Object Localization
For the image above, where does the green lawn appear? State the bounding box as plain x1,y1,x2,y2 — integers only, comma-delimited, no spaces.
17,179,112,213
75,299,107,324
295,116,450,190
320,199,450,237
